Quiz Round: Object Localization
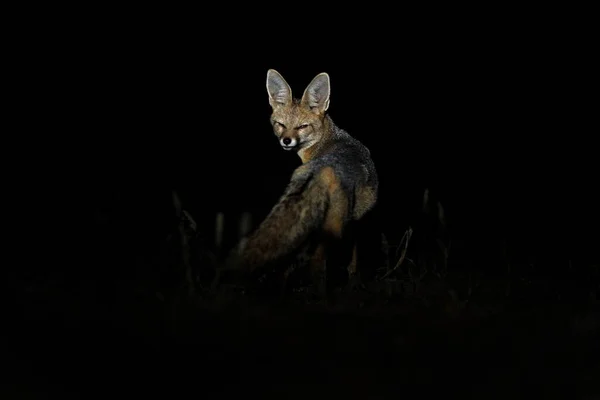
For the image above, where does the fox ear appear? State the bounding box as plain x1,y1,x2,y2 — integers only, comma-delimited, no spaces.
301,72,330,114
266,69,292,107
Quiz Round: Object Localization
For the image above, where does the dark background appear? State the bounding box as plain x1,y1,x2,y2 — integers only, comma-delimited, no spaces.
73,23,597,274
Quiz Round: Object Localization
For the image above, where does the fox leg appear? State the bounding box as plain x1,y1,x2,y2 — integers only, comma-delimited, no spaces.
309,243,327,299
348,240,358,278
346,241,365,292
279,264,297,298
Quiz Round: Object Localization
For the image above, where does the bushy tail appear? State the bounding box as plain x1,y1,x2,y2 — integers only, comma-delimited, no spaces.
241,172,329,271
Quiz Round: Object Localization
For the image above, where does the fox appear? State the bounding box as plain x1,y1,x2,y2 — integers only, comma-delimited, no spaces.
229,69,379,298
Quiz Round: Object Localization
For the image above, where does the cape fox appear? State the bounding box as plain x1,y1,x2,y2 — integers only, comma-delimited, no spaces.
238,69,379,296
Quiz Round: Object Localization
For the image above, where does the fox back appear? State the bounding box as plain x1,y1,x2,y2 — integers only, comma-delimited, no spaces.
239,69,379,296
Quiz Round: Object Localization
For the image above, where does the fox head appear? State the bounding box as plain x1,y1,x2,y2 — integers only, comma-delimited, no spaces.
266,69,331,153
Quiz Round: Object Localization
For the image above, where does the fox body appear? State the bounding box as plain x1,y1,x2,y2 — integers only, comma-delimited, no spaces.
239,69,378,296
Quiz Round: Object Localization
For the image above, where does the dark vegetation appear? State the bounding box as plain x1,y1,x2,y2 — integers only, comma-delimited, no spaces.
9,188,600,398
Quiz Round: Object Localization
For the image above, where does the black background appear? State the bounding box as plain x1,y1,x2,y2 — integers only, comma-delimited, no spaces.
66,20,597,270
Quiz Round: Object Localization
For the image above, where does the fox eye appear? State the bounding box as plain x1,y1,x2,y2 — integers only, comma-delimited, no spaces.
297,124,309,130
274,121,286,128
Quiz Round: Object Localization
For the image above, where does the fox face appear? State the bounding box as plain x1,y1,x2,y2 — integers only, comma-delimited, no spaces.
266,69,330,152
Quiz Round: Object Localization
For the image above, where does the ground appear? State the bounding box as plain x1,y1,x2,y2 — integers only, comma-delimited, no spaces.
8,276,600,399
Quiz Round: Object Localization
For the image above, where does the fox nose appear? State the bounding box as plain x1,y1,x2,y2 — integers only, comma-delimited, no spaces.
280,136,297,150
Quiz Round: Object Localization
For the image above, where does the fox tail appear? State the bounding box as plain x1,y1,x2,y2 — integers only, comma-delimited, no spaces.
241,170,330,271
